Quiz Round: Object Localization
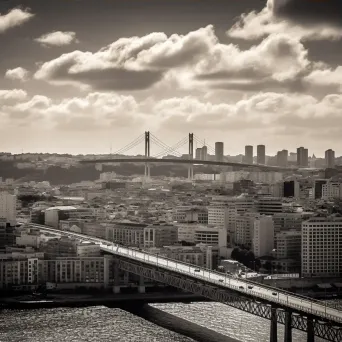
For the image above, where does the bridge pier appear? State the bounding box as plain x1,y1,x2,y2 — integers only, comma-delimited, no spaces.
188,133,194,181
270,306,278,342
138,276,146,293
113,260,121,294
144,131,151,181
284,310,292,342
307,317,314,342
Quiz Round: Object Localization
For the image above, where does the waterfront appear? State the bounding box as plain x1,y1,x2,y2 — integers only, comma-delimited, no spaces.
0,302,330,342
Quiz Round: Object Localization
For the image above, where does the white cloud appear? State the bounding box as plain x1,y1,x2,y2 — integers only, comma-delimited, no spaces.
35,31,78,47
0,89,27,102
34,26,320,93
304,67,342,91
227,0,342,41
1,89,342,139
0,8,34,33
5,67,29,82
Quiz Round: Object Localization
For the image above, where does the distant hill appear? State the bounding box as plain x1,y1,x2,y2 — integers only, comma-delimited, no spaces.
0,160,217,185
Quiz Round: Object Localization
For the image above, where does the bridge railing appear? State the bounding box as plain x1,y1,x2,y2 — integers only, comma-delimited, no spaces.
32,224,342,324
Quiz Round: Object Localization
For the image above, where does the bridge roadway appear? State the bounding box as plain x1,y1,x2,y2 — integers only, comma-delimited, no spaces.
32,225,342,326
79,157,297,172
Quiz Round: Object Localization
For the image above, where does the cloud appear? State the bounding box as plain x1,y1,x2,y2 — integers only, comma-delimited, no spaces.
227,0,342,41
0,8,34,33
0,90,143,129
0,89,27,102
35,31,78,47
192,33,311,92
33,26,218,91
34,26,323,93
2,89,342,144
272,0,342,26
5,67,29,82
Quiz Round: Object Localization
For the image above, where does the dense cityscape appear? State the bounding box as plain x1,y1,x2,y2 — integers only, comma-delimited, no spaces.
1,142,342,300
1,0,342,341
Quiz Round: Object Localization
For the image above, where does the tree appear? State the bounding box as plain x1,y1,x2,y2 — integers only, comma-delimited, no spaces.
231,247,240,260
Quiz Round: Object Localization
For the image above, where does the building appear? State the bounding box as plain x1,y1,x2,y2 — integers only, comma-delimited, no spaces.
194,227,219,246
283,180,300,198
325,149,335,168
273,212,304,234
146,245,214,269
322,181,342,200
235,212,260,247
277,150,288,167
252,216,274,257
275,231,301,260
201,146,208,161
0,255,114,289
215,142,224,162
143,224,178,248
245,145,253,164
0,192,17,226
256,145,265,165
256,197,283,216
314,179,328,199
195,148,202,160
297,147,308,167
105,222,145,247
302,215,342,277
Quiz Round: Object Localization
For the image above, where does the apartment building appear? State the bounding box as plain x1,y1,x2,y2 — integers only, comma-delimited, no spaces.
0,255,114,289
302,215,342,277
252,216,274,257
0,192,17,226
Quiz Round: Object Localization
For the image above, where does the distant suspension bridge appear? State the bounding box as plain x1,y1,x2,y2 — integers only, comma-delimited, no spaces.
80,132,299,179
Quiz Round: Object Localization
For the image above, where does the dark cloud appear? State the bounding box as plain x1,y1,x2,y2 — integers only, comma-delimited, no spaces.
72,68,164,91
273,0,342,26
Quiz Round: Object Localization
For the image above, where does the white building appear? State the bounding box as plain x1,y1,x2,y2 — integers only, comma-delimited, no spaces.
0,255,113,289
302,215,342,277
0,192,17,225
252,216,274,257
194,227,219,246
235,212,261,247
322,182,342,200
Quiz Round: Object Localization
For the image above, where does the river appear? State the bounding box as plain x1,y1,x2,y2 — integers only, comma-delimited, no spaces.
0,302,330,342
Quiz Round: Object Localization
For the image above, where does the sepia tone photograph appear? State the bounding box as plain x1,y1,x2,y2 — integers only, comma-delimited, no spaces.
0,1,341,342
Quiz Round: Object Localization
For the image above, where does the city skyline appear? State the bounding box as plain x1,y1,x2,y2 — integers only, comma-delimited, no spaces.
1,0,342,155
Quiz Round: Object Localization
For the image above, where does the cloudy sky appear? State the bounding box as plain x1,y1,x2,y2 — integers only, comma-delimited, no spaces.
1,0,342,156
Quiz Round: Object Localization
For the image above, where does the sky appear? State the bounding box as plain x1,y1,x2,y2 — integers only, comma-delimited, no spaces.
1,0,342,157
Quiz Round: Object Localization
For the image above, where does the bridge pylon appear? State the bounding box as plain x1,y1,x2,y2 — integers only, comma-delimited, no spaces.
188,133,194,181
144,131,151,181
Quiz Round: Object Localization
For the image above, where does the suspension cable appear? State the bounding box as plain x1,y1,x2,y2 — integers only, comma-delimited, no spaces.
153,137,188,158
150,136,183,158
113,134,145,155
150,133,184,157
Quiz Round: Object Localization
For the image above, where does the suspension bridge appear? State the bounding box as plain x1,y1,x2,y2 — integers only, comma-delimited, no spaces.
80,132,297,179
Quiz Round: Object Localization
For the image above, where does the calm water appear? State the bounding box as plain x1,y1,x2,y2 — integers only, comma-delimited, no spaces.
0,302,329,342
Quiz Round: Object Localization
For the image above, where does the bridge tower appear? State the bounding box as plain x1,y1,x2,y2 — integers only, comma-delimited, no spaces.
144,131,151,180
188,133,194,181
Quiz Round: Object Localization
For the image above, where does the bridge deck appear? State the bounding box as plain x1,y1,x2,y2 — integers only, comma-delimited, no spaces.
34,225,342,325
79,157,297,172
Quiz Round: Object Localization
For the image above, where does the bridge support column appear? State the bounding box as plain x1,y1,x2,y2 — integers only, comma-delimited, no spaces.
144,131,151,181
270,306,278,342
188,133,194,181
138,276,145,293
112,260,121,294
284,310,292,342
307,317,314,342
